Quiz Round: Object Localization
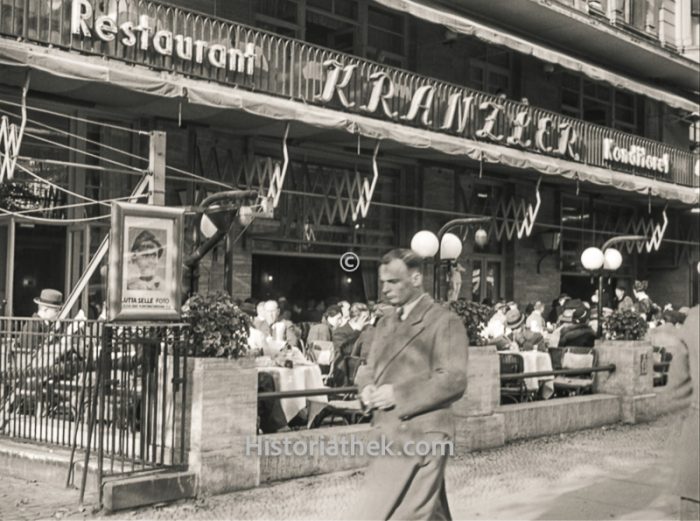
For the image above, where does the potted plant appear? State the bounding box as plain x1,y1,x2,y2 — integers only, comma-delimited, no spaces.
182,291,252,359
603,309,649,341
160,291,259,494
446,299,493,347
593,309,654,398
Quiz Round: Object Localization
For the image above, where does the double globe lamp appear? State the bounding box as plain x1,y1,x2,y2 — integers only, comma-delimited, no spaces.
580,246,623,337
411,228,489,299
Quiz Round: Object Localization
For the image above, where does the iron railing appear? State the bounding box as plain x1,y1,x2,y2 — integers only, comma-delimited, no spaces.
0,317,189,482
0,0,697,188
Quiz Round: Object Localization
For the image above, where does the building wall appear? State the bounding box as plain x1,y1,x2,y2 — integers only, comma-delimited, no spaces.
511,185,561,307
648,260,698,306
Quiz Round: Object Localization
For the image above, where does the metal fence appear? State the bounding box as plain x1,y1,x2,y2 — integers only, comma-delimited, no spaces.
0,0,697,188
0,317,189,482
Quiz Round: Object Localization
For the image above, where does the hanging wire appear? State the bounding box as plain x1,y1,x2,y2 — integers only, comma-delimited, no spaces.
12,161,108,206
165,164,236,190
24,132,145,173
0,99,150,135
0,106,148,164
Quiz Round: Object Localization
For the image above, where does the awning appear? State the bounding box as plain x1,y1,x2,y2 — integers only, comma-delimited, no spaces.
1,39,698,205
372,0,699,114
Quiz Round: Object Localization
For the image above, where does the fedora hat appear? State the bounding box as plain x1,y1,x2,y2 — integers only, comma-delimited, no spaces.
34,288,63,309
506,308,524,329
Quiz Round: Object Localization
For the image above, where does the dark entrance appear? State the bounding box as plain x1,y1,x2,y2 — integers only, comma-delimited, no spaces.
252,254,372,306
12,224,66,317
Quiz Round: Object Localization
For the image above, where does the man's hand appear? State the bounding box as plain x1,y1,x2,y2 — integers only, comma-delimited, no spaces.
370,384,396,410
360,384,377,409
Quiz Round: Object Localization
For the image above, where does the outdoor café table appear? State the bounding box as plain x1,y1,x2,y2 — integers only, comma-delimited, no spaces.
503,349,555,399
257,363,327,423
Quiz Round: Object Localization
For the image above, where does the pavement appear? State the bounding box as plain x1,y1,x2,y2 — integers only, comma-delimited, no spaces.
0,411,689,521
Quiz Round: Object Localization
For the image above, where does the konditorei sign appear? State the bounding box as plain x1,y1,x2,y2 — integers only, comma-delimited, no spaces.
602,139,670,174
71,0,255,76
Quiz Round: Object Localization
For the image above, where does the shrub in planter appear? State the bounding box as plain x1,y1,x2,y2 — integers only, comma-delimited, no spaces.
603,309,649,341
445,299,492,346
182,291,251,358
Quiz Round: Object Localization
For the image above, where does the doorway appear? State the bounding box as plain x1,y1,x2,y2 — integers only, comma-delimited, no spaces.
252,254,370,306
12,224,66,317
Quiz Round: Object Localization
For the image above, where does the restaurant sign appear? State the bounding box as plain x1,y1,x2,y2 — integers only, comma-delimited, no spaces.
71,0,256,76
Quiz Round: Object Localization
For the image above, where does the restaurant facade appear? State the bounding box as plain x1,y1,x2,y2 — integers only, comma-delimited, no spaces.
0,0,698,318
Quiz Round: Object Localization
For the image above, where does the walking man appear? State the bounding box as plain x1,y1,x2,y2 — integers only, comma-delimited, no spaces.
349,249,468,520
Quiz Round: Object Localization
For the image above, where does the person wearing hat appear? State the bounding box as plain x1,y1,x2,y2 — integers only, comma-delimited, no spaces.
18,289,63,350
126,230,164,291
557,300,596,348
509,308,547,352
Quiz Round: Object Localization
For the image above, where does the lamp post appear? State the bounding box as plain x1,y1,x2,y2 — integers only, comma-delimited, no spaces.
411,217,491,300
580,235,646,338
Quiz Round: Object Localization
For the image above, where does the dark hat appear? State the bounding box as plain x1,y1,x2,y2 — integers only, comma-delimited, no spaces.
34,288,63,309
563,299,589,324
131,230,163,257
506,308,524,329
615,279,631,291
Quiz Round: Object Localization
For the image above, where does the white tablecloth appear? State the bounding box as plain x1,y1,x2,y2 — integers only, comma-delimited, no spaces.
258,364,327,422
503,350,555,399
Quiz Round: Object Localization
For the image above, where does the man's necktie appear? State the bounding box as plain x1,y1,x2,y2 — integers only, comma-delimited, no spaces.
397,307,404,321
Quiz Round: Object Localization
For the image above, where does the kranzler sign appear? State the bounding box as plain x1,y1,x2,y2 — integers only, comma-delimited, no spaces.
71,0,256,76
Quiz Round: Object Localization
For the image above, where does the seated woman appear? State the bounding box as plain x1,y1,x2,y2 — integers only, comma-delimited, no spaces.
558,301,596,348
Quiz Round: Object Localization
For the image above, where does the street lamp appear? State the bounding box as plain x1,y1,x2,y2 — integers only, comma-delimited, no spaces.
580,235,646,337
411,217,491,300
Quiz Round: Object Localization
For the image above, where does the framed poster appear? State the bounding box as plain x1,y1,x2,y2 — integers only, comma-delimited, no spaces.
107,202,185,321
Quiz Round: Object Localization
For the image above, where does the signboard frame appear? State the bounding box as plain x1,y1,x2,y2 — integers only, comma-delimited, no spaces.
107,202,184,321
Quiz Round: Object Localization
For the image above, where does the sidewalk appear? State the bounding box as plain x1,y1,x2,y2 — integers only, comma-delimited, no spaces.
0,412,686,520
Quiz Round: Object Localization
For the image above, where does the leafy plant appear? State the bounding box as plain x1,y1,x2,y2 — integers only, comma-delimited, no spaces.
603,309,649,341
182,291,251,358
445,299,493,346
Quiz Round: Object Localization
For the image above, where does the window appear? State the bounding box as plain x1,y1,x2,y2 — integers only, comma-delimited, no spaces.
367,6,406,66
560,73,639,134
468,46,512,96
692,0,700,48
253,1,407,64
255,0,301,38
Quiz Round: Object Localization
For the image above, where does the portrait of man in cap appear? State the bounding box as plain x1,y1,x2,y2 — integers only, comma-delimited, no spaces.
126,229,166,291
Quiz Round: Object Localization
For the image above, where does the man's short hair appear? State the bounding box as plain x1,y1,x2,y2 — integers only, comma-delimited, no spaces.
325,305,342,318
381,248,423,271
350,302,369,318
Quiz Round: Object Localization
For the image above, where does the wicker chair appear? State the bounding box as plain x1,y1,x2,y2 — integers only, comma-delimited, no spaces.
499,353,533,404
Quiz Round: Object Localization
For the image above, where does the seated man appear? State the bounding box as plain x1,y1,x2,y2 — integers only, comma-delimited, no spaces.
18,289,63,351
263,300,300,349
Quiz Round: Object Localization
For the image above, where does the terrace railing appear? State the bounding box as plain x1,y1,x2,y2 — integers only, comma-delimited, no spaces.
0,0,697,188
0,317,189,482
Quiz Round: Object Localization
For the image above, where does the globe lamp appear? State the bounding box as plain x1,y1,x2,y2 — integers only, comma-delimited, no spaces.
440,233,462,260
474,228,489,248
603,248,623,271
581,247,604,271
411,230,439,258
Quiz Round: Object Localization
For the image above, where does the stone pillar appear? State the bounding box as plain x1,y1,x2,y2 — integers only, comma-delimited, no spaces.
593,340,655,424
452,345,505,452
187,358,260,493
